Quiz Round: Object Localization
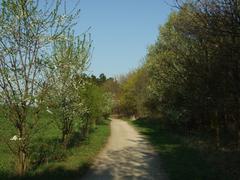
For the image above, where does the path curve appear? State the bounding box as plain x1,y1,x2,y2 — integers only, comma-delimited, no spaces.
80,118,168,180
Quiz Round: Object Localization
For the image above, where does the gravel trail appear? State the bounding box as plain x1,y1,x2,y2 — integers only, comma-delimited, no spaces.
80,118,168,180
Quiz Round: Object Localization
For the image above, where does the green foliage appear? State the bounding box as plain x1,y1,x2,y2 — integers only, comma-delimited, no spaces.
148,1,240,149
117,67,149,117
118,0,240,151
83,84,113,125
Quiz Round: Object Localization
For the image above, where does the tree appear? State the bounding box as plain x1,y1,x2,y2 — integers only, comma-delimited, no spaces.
0,0,80,175
98,73,107,85
81,83,113,138
145,0,240,149
47,31,91,148
117,67,149,117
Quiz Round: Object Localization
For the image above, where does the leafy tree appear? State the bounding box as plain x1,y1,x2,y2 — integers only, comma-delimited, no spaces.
116,0,240,151
81,83,113,137
117,67,149,117
145,0,240,149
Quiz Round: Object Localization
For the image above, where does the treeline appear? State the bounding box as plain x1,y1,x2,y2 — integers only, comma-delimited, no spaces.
116,0,240,150
0,0,112,176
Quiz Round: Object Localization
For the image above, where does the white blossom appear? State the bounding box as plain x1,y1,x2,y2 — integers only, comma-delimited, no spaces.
10,135,23,141
26,100,31,105
46,107,53,114
10,135,18,141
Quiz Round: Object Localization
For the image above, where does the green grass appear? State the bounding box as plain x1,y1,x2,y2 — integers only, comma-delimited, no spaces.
0,112,60,179
131,118,240,180
0,114,110,180
25,120,110,180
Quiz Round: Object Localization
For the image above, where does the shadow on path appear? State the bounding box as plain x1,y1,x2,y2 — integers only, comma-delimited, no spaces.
80,119,167,180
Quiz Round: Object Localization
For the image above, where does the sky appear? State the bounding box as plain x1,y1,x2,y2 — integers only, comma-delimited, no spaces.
73,0,173,77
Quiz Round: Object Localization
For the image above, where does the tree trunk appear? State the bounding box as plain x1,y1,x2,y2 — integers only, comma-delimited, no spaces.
17,127,28,176
236,120,240,150
18,149,28,176
238,130,240,151
91,118,96,129
212,111,220,149
83,118,90,138
62,133,69,148
216,124,220,149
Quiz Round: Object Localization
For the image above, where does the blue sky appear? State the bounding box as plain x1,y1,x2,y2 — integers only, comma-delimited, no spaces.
74,0,173,77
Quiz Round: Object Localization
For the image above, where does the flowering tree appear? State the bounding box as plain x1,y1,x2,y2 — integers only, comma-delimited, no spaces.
47,32,91,148
0,0,80,175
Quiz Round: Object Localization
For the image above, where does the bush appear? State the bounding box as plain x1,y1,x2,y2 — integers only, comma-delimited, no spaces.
30,138,67,170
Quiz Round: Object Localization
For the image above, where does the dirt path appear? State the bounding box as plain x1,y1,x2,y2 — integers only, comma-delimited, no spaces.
80,118,168,180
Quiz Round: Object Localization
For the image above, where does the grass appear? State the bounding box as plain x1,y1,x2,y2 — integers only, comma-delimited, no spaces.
0,115,110,180
130,118,240,180
0,112,60,179
26,120,110,180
